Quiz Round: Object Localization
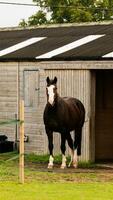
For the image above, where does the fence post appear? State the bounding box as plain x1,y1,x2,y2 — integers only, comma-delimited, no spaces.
19,100,24,184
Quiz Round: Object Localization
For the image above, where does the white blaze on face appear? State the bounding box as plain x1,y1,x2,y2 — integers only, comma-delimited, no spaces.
47,85,55,105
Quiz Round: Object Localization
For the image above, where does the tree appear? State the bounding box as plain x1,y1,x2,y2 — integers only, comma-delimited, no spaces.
27,10,47,26
19,19,27,27
33,0,93,23
19,0,113,27
19,10,47,27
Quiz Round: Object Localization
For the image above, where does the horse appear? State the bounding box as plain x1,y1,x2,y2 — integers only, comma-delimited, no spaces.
43,76,85,169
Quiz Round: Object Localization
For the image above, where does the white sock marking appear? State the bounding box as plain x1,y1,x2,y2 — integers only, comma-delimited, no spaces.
73,149,78,168
73,149,77,162
48,155,54,168
68,149,74,167
61,154,66,169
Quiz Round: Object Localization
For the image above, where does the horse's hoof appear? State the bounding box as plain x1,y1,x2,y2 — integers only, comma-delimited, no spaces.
60,165,66,169
47,164,53,169
73,163,78,168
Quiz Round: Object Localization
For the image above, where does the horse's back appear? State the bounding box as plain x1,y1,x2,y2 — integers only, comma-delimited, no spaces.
63,97,85,127
63,97,84,111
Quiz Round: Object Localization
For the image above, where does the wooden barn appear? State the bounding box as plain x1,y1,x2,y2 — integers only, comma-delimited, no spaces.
0,23,113,162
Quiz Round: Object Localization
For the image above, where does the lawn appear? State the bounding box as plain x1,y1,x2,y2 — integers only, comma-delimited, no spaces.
0,152,113,200
1,182,113,200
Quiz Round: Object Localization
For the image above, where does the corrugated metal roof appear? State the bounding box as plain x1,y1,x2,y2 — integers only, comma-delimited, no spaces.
0,24,113,60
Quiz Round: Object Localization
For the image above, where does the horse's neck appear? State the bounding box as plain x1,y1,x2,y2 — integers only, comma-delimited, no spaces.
55,95,65,110
55,94,62,105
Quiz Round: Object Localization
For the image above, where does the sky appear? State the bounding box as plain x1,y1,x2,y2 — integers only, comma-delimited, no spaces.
0,0,38,27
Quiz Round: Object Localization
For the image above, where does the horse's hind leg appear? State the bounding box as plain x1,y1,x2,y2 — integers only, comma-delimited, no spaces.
73,128,82,168
66,132,74,167
46,128,54,169
60,133,66,169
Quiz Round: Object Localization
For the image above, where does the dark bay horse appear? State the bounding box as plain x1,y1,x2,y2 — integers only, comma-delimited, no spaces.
43,76,85,169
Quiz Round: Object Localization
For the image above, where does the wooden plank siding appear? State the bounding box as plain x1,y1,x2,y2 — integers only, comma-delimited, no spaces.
0,63,18,142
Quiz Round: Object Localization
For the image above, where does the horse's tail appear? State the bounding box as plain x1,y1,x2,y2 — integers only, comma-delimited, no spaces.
73,101,85,156
73,100,85,156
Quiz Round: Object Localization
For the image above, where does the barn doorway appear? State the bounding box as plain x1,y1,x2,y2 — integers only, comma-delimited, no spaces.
23,69,40,152
95,70,113,161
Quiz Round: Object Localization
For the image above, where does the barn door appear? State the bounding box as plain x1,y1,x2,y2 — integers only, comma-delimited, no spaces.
23,70,40,152
24,70,39,108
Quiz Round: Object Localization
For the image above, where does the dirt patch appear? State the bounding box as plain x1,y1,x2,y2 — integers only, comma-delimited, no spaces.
25,162,113,183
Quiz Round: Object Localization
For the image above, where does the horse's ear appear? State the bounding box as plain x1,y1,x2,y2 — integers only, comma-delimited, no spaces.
46,76,50,84
54,77,57,84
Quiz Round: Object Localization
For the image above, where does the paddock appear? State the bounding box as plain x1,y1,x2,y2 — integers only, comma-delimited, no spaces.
0,24,113,162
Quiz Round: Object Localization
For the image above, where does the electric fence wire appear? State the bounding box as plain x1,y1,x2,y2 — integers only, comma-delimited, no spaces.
0,1,113,11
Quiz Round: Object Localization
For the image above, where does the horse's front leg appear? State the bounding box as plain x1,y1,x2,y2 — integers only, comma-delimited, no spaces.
46,128,54,169
60,133,66,169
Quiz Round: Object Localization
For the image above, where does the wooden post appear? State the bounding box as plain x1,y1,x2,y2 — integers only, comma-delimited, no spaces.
19,100,24,184
15,63,20,150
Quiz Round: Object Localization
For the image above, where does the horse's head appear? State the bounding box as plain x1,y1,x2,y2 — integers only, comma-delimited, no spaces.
46,76,58,106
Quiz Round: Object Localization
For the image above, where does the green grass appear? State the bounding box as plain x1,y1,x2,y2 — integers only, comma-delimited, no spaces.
0,182,113,200
0,152,113,200
25,153,66,164
0,151,97,167
25,153,97,167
